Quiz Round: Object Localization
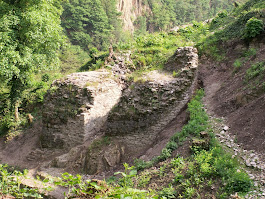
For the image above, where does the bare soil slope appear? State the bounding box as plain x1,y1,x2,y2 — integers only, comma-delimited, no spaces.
200,36,265,154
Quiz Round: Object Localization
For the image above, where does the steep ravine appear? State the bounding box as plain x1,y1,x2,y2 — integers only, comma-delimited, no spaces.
199,37,265,198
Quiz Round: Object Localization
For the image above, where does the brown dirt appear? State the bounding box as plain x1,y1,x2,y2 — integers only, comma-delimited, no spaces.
0,121,68,176
199,37,265,154
0,122,42,170
139,107,189,161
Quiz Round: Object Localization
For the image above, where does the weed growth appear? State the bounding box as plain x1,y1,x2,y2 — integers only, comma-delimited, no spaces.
0,164,43,198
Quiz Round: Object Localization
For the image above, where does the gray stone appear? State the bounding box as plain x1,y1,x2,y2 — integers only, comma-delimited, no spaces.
40,47,199,174
223,126,229,131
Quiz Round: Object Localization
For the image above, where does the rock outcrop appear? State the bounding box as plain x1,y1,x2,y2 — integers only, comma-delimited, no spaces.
41,71,123,150
41,47,199,174
117,0,151,32
84,47,199,173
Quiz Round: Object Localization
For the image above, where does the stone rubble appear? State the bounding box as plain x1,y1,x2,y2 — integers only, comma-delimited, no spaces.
209,116,265,199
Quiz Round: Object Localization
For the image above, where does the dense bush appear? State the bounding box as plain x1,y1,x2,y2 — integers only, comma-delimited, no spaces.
245,61,265,82
244,17,264,38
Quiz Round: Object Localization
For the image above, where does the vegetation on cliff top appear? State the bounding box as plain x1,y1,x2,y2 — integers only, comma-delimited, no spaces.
1,0,259,134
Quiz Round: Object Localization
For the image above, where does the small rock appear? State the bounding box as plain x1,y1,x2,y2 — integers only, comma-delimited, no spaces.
223,126,229,131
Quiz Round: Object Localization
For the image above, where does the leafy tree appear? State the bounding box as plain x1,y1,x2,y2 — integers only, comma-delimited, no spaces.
61,0,121,50
0,0,63,121
143,0,235,31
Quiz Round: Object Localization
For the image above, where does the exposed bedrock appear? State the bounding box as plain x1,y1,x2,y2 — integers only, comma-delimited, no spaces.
84,47,199,174
41,71,123,150
40,47,199,174
117,0,151,32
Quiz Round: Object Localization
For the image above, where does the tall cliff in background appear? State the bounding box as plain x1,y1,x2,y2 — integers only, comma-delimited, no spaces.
117,0,151,32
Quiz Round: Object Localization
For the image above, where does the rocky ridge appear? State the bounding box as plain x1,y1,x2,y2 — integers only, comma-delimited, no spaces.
38,47,199,175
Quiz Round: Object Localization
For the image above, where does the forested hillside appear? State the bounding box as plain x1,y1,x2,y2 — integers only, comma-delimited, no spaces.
1,0,265,198
61,0,122,50
62,0,243,49
136,0,238,32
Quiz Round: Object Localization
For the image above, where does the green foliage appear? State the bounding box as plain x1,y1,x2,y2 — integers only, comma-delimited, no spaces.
134,16,147,35
61,0,122,50
166,141,178,151
55,172,83,197
0,0,63,131
158,148,172,161
159,185,176,198
55,164,155,198
0,164,42,198
115,163,137,188
179,21,209,41
234,0,265,16
243,48,257,57
245,61,265,81
225,171,252,193
127,32,184,71
59,42,90,73
244,17,264,38
233,59,243,73
79,50,108,71
136,171,152,188
122,28,208,76
210,10,230,30
135,89,208,171
144,0,235,31
197,0,265,59
171,157,185,169
134,88,252,198
0,0,63,90
134,159,153,171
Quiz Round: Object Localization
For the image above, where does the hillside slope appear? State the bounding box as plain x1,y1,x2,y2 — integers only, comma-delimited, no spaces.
200,36,265,154
0,0,264,198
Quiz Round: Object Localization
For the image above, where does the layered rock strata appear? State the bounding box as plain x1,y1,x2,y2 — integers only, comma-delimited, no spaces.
41,47,199,174
84,47,199,173
41,71,123,149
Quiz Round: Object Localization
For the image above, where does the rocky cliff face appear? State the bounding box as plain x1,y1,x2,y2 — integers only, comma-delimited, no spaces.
40,47,199,174
117,0,151,32
83,47,198,174
41,71,123,150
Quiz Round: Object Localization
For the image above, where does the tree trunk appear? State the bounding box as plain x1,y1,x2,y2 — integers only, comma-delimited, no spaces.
14,100,19,121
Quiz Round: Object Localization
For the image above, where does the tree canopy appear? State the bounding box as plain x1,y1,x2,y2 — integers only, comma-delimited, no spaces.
137,0,235,32
61,0,121,50
0,0,63,119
